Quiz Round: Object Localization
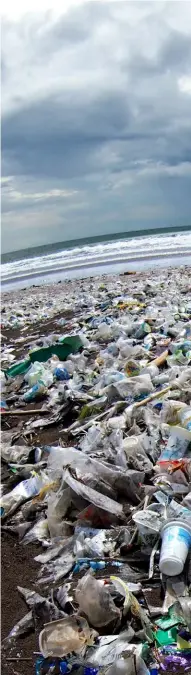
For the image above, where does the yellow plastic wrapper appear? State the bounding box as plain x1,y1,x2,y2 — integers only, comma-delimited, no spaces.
33,481,59,502
110,576,154,642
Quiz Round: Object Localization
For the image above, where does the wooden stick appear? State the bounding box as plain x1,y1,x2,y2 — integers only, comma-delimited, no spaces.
149,349,169,368
1,408,49,416
6,657,32,661
133,385,171,409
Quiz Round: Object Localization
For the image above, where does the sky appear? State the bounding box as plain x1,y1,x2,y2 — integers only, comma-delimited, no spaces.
1,0,191,253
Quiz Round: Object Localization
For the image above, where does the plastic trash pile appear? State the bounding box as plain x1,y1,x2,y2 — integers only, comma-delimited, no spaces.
1,267,191,674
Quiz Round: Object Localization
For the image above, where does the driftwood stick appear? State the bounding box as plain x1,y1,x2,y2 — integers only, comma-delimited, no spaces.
1,408,49,416
6,657,32,661
133,385,171,409
149,349,169,368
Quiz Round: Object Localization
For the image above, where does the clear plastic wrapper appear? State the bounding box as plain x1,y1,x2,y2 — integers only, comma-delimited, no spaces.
0,473,48,519
75,572,120,627
39,615,97,657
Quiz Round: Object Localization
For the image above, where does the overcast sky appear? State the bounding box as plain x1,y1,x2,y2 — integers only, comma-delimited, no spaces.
2,0,191,253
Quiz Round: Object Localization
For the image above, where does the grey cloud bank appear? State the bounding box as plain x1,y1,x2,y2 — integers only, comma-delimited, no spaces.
2,1,191,252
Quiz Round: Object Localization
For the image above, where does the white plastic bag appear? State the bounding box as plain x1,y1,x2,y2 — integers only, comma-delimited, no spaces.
63,467,124,517
39,615,97,657
0,370,6,392
25,362,53,388
0,474,46,518
107,374,154,400
0,444,31,464
47,488,71,538
75,572,120,627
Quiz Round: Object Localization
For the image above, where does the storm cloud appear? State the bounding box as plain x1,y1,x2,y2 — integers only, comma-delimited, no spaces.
2,0,191,252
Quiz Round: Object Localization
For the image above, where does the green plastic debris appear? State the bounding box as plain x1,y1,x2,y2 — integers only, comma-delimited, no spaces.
79,396,107,420
29,336,83,363
5,358,31,378
155,612,182,630
155,626,177,646
5,336,83,378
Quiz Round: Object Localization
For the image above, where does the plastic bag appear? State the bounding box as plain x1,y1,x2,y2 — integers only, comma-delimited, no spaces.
177,596,191,631
183,492,191,510
160,400,187,425
30,336,83,363
172,367,191,391
0,444,31,464
54,366,70,381
125,359,140,377
105,656,137,675
106,414,127,431
37,550,74,585
63,359,75,375
7,611,33,640
75,572,120,627
93,369,125,393
47,488,71,538
0,473,48,518
107,374,154,401
117,338,134,358
108,429,127,468
74,525,131,558
96,323,112,341
63,467,124,518
87,631,135,667
22,518,49,545
47,446,142,500
74,528,106,558
110,576,153,641
105,653,149,675
18,589,66,635
39,615,97,657
80,426,103,454
0,370,6,392
24,362,53,387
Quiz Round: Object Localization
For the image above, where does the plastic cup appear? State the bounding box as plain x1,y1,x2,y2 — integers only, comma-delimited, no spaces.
159,519,191,576
133,508,162,533
159,426,191,462
132,508,161,547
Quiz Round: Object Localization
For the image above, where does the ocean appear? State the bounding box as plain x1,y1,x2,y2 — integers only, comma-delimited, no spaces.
1,226,191,291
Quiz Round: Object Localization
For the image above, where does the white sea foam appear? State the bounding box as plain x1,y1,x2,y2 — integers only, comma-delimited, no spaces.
2,232,191,288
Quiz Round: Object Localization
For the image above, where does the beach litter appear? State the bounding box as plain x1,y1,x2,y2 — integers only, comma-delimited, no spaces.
1,267,191,674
